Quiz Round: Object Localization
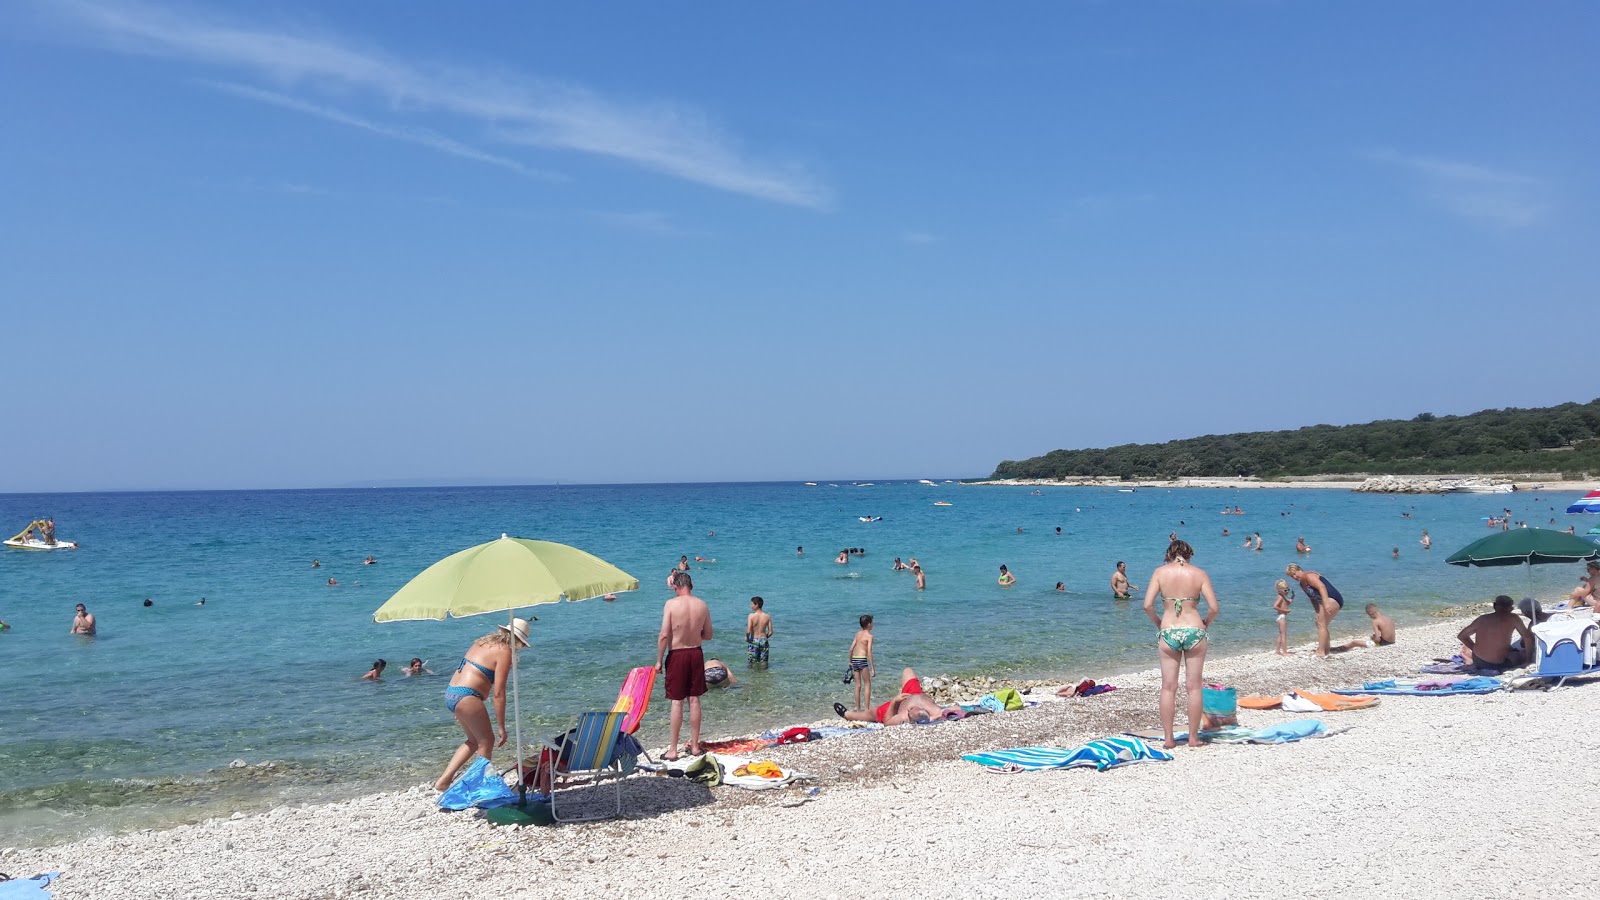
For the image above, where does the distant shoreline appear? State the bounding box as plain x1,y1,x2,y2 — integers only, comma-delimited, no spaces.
967,475,1592,492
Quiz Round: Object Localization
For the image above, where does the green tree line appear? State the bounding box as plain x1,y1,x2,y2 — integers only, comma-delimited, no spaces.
992,399,1600,480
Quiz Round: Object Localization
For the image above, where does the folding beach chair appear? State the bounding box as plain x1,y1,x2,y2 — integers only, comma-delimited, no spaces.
543,711,631,823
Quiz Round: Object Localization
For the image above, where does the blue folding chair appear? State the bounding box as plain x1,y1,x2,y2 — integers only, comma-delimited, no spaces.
544,711,631,823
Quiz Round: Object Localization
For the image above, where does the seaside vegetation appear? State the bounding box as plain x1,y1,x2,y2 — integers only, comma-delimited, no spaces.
992,399,1600,481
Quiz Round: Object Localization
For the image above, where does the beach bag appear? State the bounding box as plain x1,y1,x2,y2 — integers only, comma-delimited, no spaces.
438,756,519,811
1201,684,1238,728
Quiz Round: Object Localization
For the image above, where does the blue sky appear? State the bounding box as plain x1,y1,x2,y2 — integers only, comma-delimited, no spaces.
1,1,1595,492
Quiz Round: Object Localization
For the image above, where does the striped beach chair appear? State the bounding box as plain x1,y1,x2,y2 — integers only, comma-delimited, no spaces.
545,711,629,823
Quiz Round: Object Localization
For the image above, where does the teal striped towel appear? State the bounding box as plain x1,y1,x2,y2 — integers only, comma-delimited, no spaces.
962,736,1173,772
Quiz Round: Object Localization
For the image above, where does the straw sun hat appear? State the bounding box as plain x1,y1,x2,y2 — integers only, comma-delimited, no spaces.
498,617,534,647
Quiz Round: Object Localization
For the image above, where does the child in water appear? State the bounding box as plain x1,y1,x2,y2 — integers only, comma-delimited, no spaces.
362,659,387,680
1273,580,1293,656
845,615,875,711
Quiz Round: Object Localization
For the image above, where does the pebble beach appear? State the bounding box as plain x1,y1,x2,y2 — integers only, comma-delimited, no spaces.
14,615,1600,900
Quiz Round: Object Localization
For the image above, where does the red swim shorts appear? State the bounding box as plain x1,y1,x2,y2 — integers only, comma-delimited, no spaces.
664,646,707,701
874,677,925,723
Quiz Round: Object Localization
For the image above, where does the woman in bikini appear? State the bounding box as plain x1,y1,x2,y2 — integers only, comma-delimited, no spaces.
1143,539,1219,749
433,617,531,791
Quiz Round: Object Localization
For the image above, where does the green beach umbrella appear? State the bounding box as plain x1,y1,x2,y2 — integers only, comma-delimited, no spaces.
373,534,639,622
373,534,639,801
1444,528,1600,568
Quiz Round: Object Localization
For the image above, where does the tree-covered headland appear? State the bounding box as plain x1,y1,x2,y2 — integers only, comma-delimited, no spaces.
991,399,1600,481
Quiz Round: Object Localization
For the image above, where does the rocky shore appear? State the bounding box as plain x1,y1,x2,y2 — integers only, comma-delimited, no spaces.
13,615,1600,900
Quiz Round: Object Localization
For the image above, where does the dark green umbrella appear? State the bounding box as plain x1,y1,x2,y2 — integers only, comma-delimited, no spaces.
1446,528,1600,567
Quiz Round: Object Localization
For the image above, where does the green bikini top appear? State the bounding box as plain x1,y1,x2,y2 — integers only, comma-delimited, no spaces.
1165,596,1201,608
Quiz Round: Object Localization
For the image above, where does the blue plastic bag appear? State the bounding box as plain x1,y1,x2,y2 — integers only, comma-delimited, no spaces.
438,756,519,811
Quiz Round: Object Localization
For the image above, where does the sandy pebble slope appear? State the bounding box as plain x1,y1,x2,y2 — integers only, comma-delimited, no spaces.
13,618,1600,899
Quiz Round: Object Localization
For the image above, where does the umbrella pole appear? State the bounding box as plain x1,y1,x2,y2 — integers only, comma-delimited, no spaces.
510,608,526,803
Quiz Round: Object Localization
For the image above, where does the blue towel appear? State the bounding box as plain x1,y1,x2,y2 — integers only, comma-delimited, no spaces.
0,873,59,899
1335,677,1502,696
962,736,1173,772
1244,719,1327,743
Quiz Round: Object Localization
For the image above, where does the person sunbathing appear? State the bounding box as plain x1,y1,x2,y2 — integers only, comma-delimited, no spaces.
1458,595,1536,672
832,667,963,726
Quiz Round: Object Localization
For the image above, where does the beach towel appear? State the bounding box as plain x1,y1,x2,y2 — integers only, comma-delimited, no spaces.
1239,719,1328,743
1334,677,1503,696
714,755,812,790
963,737,1173,773
1419,661,1471,675
1288,691,1380,711
0,873,59,900
438,756,519,811
1124,727,1243,743
1238,696,1283,710
699,737,776,755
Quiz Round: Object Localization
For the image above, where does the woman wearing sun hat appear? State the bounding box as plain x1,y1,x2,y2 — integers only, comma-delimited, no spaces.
433,617,533,791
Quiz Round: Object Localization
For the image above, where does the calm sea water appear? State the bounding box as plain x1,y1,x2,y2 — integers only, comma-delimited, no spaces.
1,481,1591,843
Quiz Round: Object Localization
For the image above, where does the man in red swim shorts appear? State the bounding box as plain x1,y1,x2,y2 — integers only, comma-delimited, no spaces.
833,668,963,726
657,572,713,760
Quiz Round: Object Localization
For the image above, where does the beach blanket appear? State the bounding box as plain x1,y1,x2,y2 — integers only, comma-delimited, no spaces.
1289,691,1380,711
963,737,1172,773
713,755,812,790
1238,695,1283,710
699,737,775,755
759,724,880,741
1130,721,1341,744
1334,677,1503,696
0,874,59,900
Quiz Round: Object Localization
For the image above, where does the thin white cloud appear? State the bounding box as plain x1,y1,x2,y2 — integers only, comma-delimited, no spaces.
1363,150,1549,228
584,210,704,237
210,82,558,179
45,1,832,208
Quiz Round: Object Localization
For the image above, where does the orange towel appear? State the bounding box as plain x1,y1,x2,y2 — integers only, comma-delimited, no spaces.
1238,696,1283,710
1294,691,1379,711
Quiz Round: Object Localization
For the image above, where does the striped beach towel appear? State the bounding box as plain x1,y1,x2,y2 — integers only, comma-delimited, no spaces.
962,736,1173,773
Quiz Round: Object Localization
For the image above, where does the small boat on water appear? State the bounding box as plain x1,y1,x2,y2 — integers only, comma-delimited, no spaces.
804,482,818,486
5,519,77,551
934,501,953,507
919,480,938,486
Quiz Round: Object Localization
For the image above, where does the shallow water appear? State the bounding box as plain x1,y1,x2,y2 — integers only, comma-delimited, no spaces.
1,481,1589,843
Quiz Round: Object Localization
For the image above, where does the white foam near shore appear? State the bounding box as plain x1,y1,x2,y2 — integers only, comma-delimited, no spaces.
14,617,1600,899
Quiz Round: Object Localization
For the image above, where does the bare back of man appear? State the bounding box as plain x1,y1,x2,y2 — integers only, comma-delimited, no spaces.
1458,599,1534,667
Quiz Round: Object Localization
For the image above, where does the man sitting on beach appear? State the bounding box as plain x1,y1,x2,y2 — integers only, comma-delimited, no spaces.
1458,596,1536,672
832,667,964,726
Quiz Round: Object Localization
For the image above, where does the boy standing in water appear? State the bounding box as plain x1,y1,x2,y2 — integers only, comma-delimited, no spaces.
745,596,772,667
1272,580,1293,656
846,615,875,711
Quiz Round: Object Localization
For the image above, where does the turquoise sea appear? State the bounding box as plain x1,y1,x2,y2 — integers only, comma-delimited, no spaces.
1,481,1592,844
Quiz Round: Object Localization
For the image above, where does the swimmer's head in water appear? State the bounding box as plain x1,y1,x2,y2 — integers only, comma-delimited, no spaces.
1165,540,1194,563
999,565,1009,573
75,604,86,613
750,596,764,609
859,614,873,629
1116,561,1126,570
371,659,386,671
410,657,423,668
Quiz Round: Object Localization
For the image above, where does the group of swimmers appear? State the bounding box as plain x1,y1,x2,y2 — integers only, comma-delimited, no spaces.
362,658,431,679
